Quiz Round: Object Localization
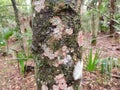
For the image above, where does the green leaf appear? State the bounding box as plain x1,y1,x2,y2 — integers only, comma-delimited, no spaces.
3,28,13,40
17,52,27,74
0,33,6,46
113,25,120,31
86,48,100,71
0,40,6,46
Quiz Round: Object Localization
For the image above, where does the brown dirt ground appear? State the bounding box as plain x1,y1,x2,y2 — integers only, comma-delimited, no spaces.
0,33,120,90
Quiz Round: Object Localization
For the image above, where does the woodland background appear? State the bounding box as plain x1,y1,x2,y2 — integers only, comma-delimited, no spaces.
0,0,120,90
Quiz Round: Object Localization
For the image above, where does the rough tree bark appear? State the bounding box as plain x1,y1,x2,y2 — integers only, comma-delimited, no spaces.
32,0,82,90
109,0,116,34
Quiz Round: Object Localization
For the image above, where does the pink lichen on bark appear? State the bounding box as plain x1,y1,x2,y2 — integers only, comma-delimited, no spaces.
77,31,83,47
50,16,73,40
53,85,59,90
62,45,69,56
33,0,45,13
49,16,62,26
53,74,74,90
54,74,67,90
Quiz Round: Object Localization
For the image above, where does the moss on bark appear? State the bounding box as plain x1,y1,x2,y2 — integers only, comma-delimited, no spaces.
32,0,82,89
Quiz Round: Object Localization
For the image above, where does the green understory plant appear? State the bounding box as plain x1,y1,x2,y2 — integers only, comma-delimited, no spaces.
86,48,100,71
0,28,13,52
99,18,109,33
17,51,27,74
17,51,33,74
0,32,6,47
99,57,119,76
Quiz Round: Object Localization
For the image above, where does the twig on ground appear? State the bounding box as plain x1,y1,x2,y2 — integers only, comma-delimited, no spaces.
112,74,120,79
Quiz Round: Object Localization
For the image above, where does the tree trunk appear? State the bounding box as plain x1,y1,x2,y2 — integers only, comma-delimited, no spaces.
11,0,21,32
91,13,97,45
98,0,103,32
32,0,82,90
91,2,97,45
11,0,24,51
109,0,116,34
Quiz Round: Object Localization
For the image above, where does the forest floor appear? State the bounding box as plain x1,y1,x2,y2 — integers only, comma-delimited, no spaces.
0,33,120,90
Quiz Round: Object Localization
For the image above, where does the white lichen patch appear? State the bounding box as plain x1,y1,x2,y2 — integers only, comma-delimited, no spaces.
33,0,45,13
73,60,83,80
65,28,73,35
63,55,73,66
41,84,48,90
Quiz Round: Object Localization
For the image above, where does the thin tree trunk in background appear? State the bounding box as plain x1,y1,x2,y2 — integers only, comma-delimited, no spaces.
91,13,97,45
98,0,102,31
91,2,97,45
91,0,104,45
32,0,82,90
11,0,24,51
109,0,116,34
11,0,21,33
